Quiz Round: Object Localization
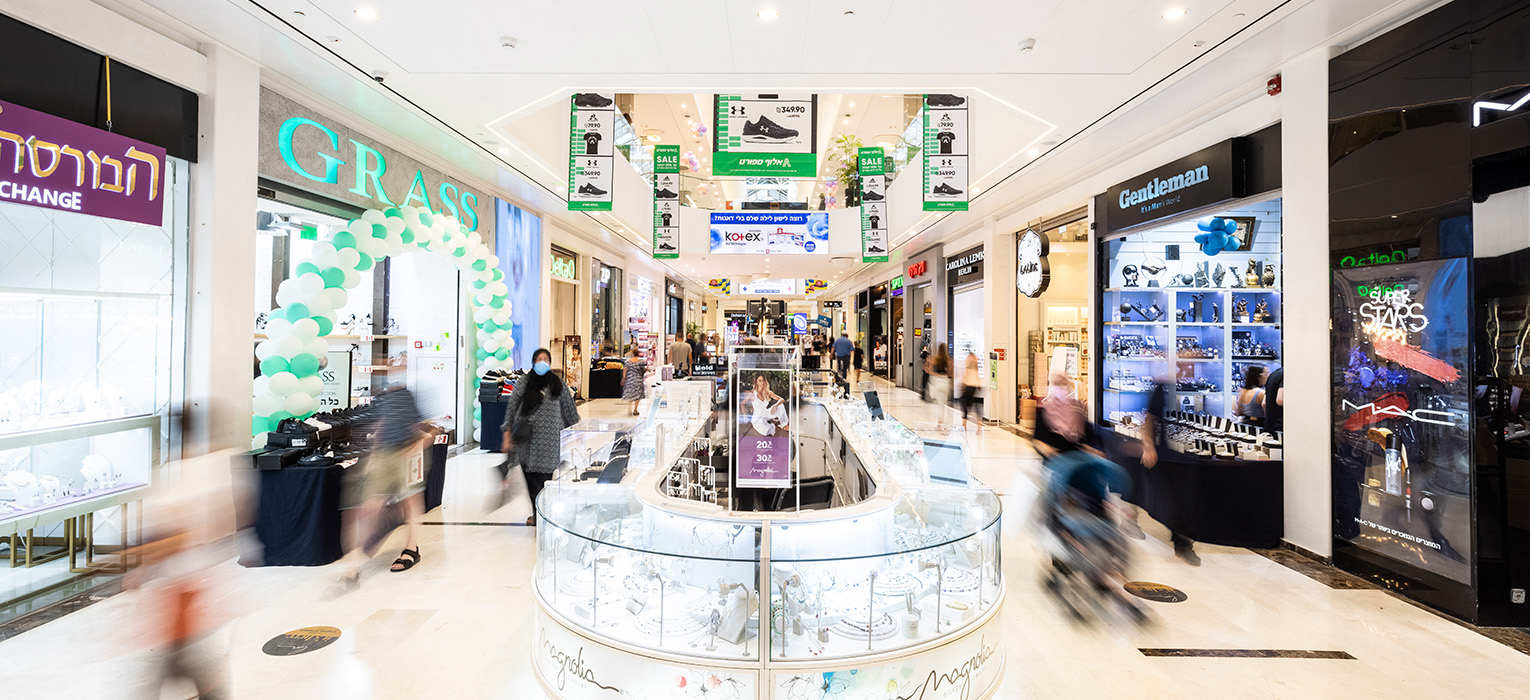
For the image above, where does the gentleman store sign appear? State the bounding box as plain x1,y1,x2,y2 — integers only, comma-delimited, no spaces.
923,94,969,211
260,89,489,231
568,93,615,211
1102,139,1240,233
0,100,166,226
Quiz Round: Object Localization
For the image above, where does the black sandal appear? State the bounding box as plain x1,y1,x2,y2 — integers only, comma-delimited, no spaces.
390,547,421,572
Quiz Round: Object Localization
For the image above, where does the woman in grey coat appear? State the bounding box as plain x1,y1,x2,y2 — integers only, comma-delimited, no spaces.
501,348,580,525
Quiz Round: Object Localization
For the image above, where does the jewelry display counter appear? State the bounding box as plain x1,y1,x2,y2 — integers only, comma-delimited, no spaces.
531,382,1005,700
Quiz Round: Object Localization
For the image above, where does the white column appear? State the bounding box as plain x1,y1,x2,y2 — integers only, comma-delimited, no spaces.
1279,47,1335,557
985,218,1018,422
185,43,260,455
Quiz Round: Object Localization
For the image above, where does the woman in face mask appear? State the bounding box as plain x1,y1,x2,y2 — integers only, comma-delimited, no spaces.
501,349,581,525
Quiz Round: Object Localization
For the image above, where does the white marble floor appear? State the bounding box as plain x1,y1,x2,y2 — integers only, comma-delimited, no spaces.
2,377,1530,699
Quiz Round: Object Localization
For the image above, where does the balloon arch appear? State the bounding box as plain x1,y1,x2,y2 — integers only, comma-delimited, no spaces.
252,205,510,442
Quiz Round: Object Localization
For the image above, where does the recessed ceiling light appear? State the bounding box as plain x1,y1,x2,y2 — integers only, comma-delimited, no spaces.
758,8,779,20
849,101,856,108
1162,8,1187,20
1028,148,1039,156
681,103,688,108
842,119,849,124
355,7,380,20
497,147,510,156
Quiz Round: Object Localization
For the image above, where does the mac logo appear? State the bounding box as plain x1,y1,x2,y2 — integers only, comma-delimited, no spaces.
1474,89,1530,126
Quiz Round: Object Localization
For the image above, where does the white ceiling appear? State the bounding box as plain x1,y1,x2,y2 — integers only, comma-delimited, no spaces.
109,0,1439,290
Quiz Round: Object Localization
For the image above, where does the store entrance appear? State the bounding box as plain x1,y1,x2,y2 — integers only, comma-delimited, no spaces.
950,284,985,417
909,284,932,392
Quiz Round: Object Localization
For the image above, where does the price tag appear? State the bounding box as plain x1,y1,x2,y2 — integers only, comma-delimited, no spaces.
361,334,375,342
357,396,373,405
434,434,449,445
359,365,375,374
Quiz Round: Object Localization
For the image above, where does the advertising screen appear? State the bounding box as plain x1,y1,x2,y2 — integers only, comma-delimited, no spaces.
709,212,829,255
1332,258,1471,584
735,368,793,488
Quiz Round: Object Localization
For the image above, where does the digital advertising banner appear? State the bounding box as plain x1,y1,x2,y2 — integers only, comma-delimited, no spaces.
709,212,829,255
923,94,969,211
735,368,793,488
567,93,614,211
652,144,680,259
859,146,889,262
712,93,817,177
1331,258,1471,584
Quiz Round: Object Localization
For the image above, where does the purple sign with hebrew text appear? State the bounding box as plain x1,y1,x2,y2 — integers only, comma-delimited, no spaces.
0,100,167,226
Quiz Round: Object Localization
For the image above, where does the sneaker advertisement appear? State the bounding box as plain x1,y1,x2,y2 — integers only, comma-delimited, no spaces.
567,93,614,211
652,145,680,259
859,147,889,262
923,94,970,211
712,93,818,177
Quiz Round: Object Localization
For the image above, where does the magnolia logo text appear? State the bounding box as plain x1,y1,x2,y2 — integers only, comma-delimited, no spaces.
1117,165,1210,209
541,633,619,694
895,635,999,700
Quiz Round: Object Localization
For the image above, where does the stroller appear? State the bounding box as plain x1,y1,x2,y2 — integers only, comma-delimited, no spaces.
1039,450,1143,623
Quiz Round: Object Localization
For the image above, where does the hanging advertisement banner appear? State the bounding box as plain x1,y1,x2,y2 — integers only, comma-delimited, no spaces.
0,99,167,226
922,94,969,211
803,279,828,295
735,367,794,488
712,94,818,177
567,93,614,211
707,278,731,294
737,279,799,295
652,144,680,258
709,212,829,255
859,147,889,262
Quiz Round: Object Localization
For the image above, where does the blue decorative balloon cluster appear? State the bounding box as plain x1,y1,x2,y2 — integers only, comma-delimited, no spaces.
1193,216,1239,255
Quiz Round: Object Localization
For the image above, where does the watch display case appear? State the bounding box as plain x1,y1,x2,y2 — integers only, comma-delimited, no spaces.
532,381,1005,699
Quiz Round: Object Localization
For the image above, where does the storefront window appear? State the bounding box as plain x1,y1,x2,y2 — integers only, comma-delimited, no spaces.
590,259,622,355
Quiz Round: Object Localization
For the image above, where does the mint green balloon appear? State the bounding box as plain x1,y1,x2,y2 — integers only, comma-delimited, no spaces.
419,211,434,226
400,229,415,245
492,269,504,282
385,207,402,218
494,348,510,361
260,356,289,376
315,316,334,335
296,262,320,276
472,279,488,290
332,231,357,249
253,415,270,435
355,252,373,271
321,267,346,288
285,303,310,322
489,297,505,309
289,353,320,377
472,259,487,271
371,223,388,239
476,348,490,361
452,246,467,258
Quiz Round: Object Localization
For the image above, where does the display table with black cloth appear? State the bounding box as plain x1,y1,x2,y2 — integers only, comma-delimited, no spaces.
1098,427,1283,548
480,398,509,453
588,366,625,399
240,463,344,567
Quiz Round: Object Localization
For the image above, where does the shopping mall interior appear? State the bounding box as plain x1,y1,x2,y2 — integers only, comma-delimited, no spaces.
4,0,1530,697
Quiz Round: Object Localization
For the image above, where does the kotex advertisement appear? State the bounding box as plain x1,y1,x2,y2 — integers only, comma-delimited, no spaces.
1331,258,1471,584
923,94,969,211
567,93,614,211
709,212,828,255
712,93,817,177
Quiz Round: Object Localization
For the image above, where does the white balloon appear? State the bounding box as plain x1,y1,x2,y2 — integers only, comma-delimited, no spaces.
361,209,385,224
255,339,277,360
486,254,501,269
348,219,372,238
276,286,304,308
473,308,490,323
504,337,516,352
299,375,324,397
473,428,482,442
337,247,361,269
278,277,300,295
283,392,314,416
342,269,361,289
276,335,304,358
385,217,405,235
312,245,339,269
305,338,329,358
253,392,282,416
254,375,270,396
269,371,299,396
388,238,406,258
468,232,483,247
475,291,491,305
481,358,499,371
304,293,332,316
483,339,499,352
291,318,320,339
327,288,349,310
298,273,325,296
476,364,491,378
489,281,508,296
266,318,292,338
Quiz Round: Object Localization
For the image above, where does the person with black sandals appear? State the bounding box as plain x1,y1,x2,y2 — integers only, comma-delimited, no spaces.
331,385,428,596
501,348,581,526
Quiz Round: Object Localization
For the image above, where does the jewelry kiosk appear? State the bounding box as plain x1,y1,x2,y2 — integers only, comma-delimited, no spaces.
531,349,1004,700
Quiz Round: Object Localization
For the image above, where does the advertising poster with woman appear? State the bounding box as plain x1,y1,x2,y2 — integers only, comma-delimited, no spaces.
735,369,793,488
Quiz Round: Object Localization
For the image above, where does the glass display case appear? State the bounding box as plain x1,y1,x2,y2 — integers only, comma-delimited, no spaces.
1099,198,1284,455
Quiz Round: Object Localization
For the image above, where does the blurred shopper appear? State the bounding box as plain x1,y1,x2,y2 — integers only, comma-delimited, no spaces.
669,335,692,377
926,344,954,428
1235,365,1267,426
501,348,581,526
333,385,428,594
1263,366,1285,433
687,332,700,362
959,351,983,432
621,346,648,415
1142,374,1199,565
853,343,865,384
833,332,853,378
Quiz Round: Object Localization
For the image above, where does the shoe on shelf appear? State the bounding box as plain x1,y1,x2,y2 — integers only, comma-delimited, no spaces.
742,116,799,143
573,93,613,108
926,94,966,107
933,183,964,196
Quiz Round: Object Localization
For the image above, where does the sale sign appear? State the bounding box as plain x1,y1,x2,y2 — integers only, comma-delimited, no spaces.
735,368,793,488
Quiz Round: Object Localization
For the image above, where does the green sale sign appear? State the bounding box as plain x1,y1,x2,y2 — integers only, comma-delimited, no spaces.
653,144,680,259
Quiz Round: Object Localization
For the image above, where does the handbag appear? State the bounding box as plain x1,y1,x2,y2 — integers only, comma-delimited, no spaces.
511,410,533,441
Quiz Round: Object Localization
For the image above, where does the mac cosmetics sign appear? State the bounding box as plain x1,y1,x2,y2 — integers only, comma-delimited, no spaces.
1102,139,1242,233
258,89,490,232
1016,228,1050,298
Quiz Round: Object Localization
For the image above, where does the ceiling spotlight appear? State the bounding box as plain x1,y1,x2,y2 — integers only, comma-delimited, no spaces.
355,6,380,20
843,119,849,124
1019,37,1037,51
849,101,856,108
758,8,779,20
497,147,510,156
1162,7,1187,20
681,103,688,108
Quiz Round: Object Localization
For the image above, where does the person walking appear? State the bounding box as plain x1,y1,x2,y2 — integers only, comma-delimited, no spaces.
1263,366,1285,433
853,343,865,384
501,348,581,526
832,332,854,378
333,385,429,593
959,352,983,432
669,335,692,377
1234,365,1267,426
1142,373,1198,565
621,346,648,416
926,344,954,428
687,332,700,361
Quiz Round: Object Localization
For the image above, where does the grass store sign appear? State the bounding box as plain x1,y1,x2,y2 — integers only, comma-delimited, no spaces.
260,89,488,232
